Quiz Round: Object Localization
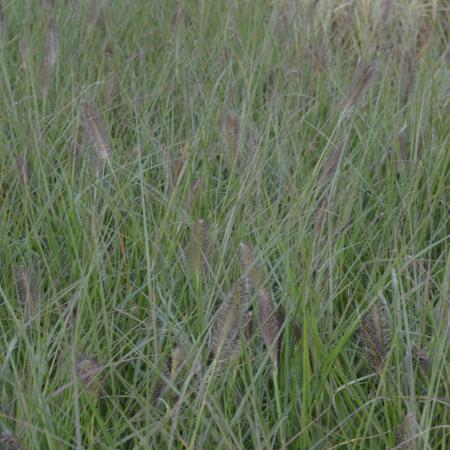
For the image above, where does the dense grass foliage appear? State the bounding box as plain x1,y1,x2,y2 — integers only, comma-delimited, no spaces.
0,1,449,448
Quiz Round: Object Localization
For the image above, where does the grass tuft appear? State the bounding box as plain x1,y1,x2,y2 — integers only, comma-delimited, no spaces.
0,1,448,448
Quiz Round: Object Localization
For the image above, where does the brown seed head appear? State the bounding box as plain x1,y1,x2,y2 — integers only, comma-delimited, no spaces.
314,198,328,236
258,288,281,368
211,280,248,363
15,156,28,186
239,242,263,294
401,49,415,107
20,38,31,71
0,431,24,450
359,301,391,374
46,20,60,63
40,20,60,96
185,219,212,276
88,0,105,28
81,101,111,174
41,0,53,10
380,0,393,27
0,2,5,36
152,357,170,406
412,346,430,372
223,112,240,166
243,310,254,340
16,265,39,318
318,136,348,188
183,177,202,211
75,356,105,398
343,62,377,116
170,344,187,380
395,411,418,450
277,305,302,345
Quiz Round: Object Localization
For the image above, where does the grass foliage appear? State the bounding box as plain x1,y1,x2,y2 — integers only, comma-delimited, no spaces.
0,0,449,448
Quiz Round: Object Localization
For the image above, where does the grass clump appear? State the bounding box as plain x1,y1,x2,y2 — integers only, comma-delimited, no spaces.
0,0,448,448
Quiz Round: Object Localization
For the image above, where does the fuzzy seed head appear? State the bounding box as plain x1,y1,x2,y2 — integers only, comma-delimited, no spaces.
398,126,408,162
41,0,53,10
223,112,240,166
211,280,248,363
152,358,170,406
105,75,116,108
395,412,418,450
258,288,281,367
183,178,202,211
318,137,347,188
15,156,28,186
412,346,430,372
359,302,391,373
40,20,60,96
75,356,104,398
0,3,5,36
16,265,39,318
88,0,105,28
380,0,393,27
0,431,24,450
170,344,186,379
81,101,111,174
401,50,415,107
19,38,31,70
343,62,377,116
314,198,328,236
277,305,302,345
184,219,212,276
243,310,254,340
46,21,59,66
239,242,263,294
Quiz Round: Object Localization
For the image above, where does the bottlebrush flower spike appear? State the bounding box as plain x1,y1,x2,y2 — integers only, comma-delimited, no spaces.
359,301,391,374
16,265,40,318
258,288,281,368
211,280,248,363
81,101,111,174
